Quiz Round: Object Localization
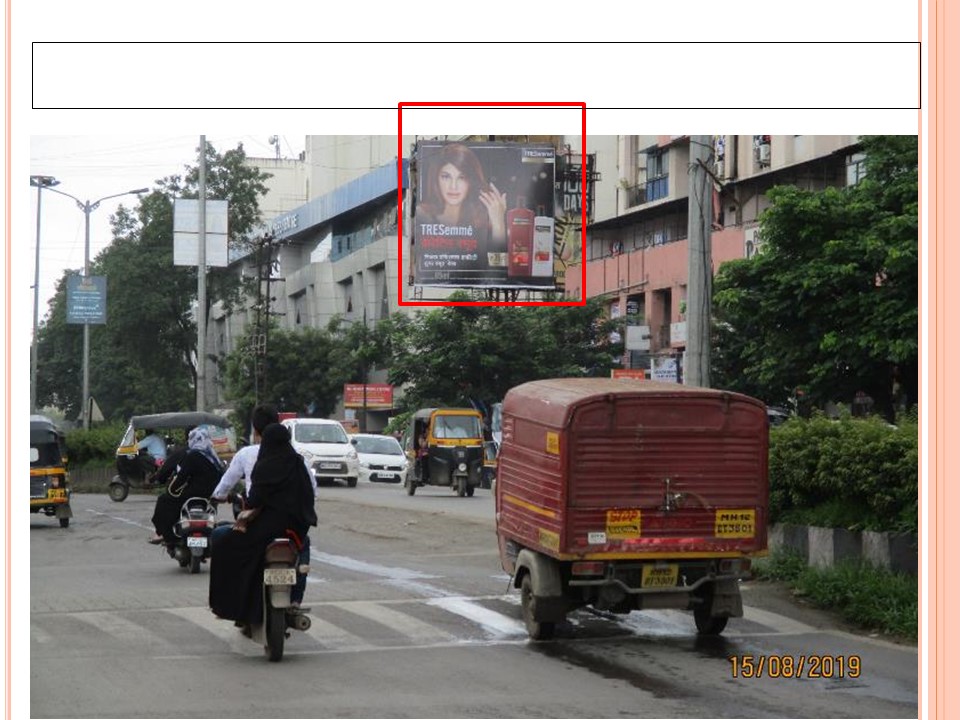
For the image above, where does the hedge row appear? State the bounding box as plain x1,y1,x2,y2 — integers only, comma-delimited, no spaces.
64,422,127,468
768,413,918,533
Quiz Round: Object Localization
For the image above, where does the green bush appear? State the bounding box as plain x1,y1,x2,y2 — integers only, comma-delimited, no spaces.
754,549,917,639
64,422,127,468
768,414,917,532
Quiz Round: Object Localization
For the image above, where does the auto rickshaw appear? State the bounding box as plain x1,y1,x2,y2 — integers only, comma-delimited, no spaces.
402,408,485,497
110,411,235,502
481,440,498,490
30,414,73,528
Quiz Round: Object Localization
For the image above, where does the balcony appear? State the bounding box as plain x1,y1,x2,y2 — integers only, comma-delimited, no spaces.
624,184,646,207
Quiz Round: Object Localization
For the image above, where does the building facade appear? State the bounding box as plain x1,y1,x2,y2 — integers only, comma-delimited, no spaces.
566,134,863,378
204,134,862,415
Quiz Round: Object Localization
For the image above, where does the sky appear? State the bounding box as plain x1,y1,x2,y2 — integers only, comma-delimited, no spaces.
28,134,306,326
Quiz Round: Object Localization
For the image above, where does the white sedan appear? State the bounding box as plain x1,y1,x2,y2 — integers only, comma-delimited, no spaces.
350,434,408,484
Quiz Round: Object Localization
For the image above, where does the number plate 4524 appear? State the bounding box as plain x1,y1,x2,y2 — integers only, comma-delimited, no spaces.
264,568,297,586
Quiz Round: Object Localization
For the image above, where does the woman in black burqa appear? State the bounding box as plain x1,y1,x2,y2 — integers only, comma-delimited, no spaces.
208,422,317,624
149,426,223,545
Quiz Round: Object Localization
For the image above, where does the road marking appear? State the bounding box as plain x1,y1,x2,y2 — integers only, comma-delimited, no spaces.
427,597,526,638
66,610,177,651
740,605,818,634
162,606,260,656
85,508,153,529
310,551,439,581
303,614,378,651
336,600,458,645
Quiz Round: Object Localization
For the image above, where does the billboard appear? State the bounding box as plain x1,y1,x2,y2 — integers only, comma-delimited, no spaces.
413,141,556,290
343,383,394,409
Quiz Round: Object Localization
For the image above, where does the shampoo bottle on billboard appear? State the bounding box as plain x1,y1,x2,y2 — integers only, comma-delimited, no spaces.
507,196,534,277
532,205,554,277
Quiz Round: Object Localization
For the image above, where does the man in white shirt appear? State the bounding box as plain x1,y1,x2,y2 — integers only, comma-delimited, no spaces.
211,404,316,607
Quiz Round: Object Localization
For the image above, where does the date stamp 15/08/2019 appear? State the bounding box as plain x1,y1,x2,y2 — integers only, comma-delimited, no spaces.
729,654,861,679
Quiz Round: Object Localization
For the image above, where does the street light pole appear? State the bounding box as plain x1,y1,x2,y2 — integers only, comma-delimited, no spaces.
43,185,149,428
30,175,60,414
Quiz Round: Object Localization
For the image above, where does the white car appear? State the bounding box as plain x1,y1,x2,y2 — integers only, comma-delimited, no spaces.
282,418,359,487
351,433,407,483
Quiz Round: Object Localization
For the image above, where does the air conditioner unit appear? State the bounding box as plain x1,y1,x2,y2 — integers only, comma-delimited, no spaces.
758,143,771,165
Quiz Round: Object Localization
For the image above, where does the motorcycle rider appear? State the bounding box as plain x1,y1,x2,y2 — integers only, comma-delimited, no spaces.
148,427,224,545
210,404,316,607
209,418,317,625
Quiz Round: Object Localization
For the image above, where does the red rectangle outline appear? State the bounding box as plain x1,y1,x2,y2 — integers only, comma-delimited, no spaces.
397,102,587,307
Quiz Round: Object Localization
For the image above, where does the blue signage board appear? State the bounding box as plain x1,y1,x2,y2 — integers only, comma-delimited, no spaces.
66,274,107,325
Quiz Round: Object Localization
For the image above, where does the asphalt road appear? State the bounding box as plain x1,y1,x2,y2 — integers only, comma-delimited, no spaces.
27,485,917,719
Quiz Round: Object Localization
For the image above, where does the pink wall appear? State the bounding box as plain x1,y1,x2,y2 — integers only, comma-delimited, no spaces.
567,225,747,310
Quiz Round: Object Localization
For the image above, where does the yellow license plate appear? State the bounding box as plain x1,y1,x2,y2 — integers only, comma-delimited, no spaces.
606,509,641,539
641,564,678,588
715,509,755,538
47,489,66,499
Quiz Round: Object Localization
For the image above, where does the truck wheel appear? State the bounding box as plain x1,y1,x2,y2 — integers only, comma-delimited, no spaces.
520,574,555,640
59,517,70,528
694,606,728,635
108,482,129,502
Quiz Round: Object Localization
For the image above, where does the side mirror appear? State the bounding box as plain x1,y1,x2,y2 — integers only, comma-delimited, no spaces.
350,437,357,445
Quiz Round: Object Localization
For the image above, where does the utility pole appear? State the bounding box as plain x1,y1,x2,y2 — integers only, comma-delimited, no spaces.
196,135,208,411
684,135,714,388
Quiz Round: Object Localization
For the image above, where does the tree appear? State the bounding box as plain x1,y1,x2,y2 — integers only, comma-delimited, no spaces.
222,318,370,431
712,135,918,418
35,141,271,421
383,296,623,414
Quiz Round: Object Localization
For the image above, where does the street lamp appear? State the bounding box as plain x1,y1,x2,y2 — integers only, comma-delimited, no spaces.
30,175,60,415
42,184,150,428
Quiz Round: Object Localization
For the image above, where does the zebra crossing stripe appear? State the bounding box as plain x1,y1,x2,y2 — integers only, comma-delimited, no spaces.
302,614,378,652
162,606,260,656
426,597,526,638
335,601,458,645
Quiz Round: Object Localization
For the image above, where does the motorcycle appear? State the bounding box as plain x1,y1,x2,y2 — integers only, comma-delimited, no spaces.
243,534,312,661
226,496,312,661
164,497,224,574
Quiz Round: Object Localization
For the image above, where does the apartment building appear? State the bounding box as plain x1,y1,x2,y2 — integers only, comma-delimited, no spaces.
565,135,863,378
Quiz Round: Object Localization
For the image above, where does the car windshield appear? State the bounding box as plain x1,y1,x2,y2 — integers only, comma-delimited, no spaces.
433,414,483,439
294,424,348,444
354,436,403,455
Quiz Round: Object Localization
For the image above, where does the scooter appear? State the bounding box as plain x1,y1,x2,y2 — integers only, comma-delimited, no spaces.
247,536,312,661
166,497,223,574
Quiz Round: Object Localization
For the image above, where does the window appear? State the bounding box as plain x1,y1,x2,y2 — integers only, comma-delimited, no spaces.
846,152,867,186
645,150,669,201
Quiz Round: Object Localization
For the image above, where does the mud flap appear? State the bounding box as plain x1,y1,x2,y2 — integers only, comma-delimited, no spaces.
708,579,743,618
55,504,73,520
515,549,566,622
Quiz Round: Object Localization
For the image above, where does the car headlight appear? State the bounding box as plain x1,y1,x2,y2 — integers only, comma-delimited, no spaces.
458,462,467,472
359,460,370,468
347,449,358,460
300,450,315,462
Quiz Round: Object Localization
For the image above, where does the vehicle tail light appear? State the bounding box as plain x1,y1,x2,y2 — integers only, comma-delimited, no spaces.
571,561,605,576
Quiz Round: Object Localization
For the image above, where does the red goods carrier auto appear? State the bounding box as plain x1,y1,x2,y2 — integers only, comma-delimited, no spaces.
495,378,769,639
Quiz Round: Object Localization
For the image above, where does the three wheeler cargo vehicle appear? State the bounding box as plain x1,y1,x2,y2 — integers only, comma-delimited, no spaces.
495,378,769,639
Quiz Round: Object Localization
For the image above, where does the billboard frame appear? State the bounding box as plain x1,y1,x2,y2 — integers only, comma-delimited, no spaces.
397,102,587,307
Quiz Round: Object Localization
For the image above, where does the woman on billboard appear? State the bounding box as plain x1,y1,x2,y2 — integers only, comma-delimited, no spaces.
419,143,507,268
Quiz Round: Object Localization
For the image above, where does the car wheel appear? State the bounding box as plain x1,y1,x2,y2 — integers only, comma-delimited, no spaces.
346,477,357,488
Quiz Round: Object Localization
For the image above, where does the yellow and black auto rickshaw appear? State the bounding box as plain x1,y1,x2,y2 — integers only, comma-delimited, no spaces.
30,414,72,528
403,408,485,497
